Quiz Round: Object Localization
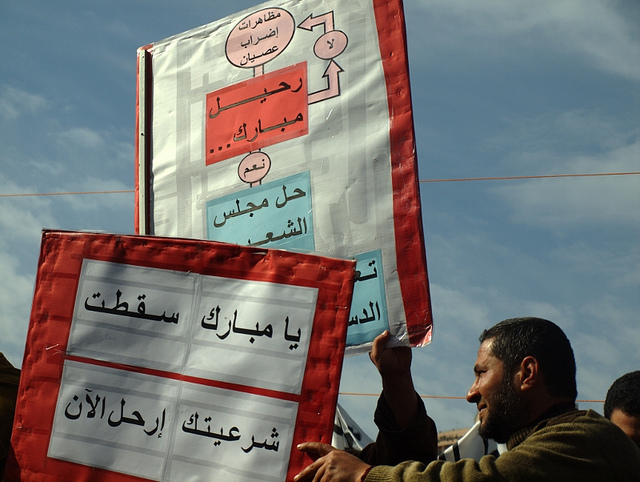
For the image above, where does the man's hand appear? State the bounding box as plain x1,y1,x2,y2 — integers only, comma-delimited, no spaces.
295,442,371,482
370,330,417,429
369,330,412,379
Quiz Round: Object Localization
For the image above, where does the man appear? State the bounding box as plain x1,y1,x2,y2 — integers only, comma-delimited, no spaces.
0,353,20,478
604,370,640,448
347,330,438,467
295,317,640,481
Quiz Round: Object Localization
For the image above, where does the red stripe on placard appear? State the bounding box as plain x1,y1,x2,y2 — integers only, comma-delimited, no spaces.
373,0,433,346
64,354,301,403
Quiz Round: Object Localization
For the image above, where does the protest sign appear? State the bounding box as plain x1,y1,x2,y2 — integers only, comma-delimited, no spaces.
5,230,354,481
136,0,433,352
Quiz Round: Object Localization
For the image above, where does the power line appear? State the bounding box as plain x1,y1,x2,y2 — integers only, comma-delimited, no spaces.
339,392,604,403
420,172,640,183
1,171,638,198
0,190,135,198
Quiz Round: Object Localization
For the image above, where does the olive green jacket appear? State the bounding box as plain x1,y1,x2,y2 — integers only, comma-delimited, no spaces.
366,407,640,481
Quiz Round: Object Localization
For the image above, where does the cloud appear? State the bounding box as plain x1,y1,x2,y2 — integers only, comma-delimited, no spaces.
487,137,640,229
490,174,639,230
0,181,54,366
1,83,135,193
59,178,134,218
483,110,639,167
428,284,493,336
56,127,107,151
549,240,640,291
411,284,490,390
0,176,55,244
0,85,47,121
572,316,640,404
412,0,640,81
0,248,32,366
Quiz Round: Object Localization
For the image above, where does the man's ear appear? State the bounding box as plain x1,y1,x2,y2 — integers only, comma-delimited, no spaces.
516,356,539,392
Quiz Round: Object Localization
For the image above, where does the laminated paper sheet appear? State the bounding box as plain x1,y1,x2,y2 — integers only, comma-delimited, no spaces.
6,230,354,481
136,0,432,352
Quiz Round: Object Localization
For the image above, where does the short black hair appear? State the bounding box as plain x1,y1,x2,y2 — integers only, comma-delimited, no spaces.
604,371,640,419
479,317,577,400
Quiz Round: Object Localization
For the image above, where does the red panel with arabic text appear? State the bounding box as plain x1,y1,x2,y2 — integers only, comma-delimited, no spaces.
206,63,308,166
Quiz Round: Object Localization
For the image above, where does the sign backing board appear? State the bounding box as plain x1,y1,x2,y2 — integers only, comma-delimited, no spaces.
5,230,354,481
135,0,433,353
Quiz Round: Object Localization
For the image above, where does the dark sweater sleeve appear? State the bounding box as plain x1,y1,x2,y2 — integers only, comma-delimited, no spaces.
0,353,20,479
356,391,438,466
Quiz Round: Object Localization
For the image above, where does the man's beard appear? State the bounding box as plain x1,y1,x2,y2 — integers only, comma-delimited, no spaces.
478,372,525,443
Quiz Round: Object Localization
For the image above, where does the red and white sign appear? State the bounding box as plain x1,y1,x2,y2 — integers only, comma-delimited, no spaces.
136,0,433,352
6,230,354,481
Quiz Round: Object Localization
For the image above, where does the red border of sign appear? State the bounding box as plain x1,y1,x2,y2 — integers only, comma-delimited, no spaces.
133,0,432,346
372,0,432,346
6,230,354,481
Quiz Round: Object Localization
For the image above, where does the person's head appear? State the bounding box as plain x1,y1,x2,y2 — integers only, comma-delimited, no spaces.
466,317,577,443
604,371,640,448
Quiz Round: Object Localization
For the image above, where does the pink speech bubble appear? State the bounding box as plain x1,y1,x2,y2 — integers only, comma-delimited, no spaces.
226,8,295,68
238,152,271,185
314,30,348,60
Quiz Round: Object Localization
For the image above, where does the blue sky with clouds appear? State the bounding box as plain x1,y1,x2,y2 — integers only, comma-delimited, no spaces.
1,0,638,439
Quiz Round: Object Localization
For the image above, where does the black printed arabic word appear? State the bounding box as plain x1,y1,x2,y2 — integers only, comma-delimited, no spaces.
248,216,308,247
209,80,302,119
242,427,280,453
238,10,282,31
212,184,306,229
64,389,166,438
240,27,279,48
182,412,240,446
239,45,279,66
349,301,381,326
354,260,378,283
242,159,267,177
201,306,301,349
182,411,280,452
232,112,304,143
84,289,179,324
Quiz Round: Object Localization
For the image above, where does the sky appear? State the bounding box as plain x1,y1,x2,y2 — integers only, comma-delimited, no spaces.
1,0,638,442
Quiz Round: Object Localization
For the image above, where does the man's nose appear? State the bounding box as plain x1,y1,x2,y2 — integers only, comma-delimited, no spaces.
466,381,479,404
